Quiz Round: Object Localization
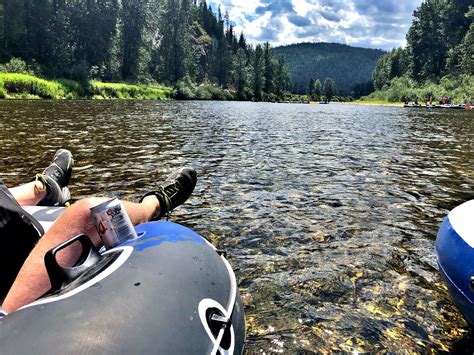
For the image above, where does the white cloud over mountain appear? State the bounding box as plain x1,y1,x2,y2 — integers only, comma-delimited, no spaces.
207,0,424,50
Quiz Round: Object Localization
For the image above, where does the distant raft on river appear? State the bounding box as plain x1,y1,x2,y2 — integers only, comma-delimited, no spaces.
403,104,473,110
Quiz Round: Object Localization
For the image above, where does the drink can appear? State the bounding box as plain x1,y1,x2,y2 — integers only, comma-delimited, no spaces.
90,198,137,249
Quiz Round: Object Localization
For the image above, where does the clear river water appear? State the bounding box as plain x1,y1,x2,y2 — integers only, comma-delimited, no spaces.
0,100,473,352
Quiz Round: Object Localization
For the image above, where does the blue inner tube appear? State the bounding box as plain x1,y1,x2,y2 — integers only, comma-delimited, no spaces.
435,200,474,327
0,221,246,354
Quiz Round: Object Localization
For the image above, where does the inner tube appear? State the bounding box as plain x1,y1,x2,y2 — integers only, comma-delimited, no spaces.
0,209,246,354
435,200,474,327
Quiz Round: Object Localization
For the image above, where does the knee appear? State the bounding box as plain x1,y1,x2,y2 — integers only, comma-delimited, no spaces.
72,197,106,212
61,197,107,226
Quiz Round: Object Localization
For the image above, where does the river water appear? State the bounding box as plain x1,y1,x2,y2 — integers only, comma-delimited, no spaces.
0,100,473,352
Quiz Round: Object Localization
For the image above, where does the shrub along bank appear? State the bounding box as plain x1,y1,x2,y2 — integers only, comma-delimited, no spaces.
361,75,473,104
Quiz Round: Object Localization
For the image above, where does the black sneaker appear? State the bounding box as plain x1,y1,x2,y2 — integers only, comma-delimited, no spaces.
141,167,197,220
45,149,74,187
37,149,74,206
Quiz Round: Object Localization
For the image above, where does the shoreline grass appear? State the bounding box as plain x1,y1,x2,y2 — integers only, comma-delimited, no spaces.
0,73,173,100
350,99,404,106
91,81,173,100
0,73,67,99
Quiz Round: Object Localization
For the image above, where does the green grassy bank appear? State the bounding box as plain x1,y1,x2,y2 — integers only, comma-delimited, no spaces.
350,99,404,106
0,73,173,100
362,75,474,105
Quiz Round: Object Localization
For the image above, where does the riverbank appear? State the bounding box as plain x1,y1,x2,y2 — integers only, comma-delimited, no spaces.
0,72,357,103
349,99,404,106
0,73,173,100
362,75,474,106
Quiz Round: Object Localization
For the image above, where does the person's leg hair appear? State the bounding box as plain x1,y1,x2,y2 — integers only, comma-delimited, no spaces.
2,196,159,313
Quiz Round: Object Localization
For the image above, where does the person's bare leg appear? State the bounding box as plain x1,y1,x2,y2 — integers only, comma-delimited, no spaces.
2,195,160,313
9,181,47,206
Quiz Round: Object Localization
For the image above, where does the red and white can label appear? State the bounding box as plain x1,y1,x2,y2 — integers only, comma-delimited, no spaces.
90,198,137,249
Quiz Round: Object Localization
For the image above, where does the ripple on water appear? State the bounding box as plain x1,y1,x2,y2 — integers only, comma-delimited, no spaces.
0,100,473,352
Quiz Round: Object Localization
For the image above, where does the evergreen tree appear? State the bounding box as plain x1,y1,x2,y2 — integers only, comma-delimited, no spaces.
73,0,121,79
313,79,322,100
307,78,315,97
373,53,391,90
460,7,474,75
121,0,151,81
0,0,27,59
274,55,289,99
373,0,473,95
213,35,232,86
253,44,264,101
234,48,249,100
238,32,246,50
444,0,471,47
263,42,273,94
389,48,409,79
177,0,194,80
24,0,52,64
156,0,195,83
406,0,448,82
291,81,298,94
48,0,76,77
323,78,336,102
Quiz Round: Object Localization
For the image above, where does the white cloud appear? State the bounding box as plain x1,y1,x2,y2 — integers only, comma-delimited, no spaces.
209,0,424,50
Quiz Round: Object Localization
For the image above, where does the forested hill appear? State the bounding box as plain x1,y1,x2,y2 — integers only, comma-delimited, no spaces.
273,43,385,95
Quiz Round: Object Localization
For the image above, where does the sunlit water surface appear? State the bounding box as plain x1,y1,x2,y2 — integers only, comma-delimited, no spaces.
0,100,473,352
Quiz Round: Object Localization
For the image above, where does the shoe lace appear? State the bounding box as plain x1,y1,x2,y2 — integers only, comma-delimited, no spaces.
159,180,183,219
34,173,48,192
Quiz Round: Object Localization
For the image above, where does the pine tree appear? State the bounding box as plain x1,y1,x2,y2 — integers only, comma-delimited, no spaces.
263,42,273,94
0,0,27,59
48,0,76,77
323,78,336,102
460,7,474,75
234,48,249,100
307,78,314,97
72,0,121,79
238,32,246,50
24,0,52,64
274,55,289,99
313,79,322,100
121,0,150,81
253,44,264,101
406,0,448,82
373,53,391,90
214,35,232,86
157,0,195,83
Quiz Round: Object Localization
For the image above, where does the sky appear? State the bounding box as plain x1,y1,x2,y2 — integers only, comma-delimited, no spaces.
207,0,425,51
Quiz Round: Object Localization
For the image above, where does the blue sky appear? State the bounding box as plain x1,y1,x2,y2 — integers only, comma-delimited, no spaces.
207,0,424,50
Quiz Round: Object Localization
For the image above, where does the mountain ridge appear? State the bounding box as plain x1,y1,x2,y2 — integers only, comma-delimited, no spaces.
273,42,386,96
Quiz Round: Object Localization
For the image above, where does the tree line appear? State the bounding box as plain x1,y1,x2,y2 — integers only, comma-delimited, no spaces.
0,0,291,101
306,78,336,102
373,0,473,92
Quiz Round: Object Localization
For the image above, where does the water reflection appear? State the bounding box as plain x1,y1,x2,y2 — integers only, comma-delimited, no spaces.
0,100,473,352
